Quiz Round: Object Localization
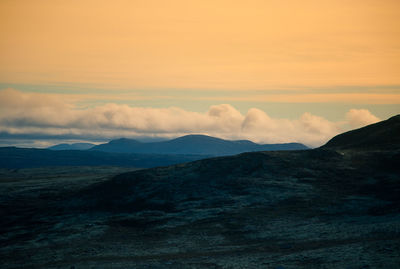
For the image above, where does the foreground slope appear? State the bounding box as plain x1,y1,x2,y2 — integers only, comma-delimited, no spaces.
90,134,308,155
0,116,399,268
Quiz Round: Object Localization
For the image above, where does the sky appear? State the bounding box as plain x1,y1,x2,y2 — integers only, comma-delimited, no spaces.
0,0,399,147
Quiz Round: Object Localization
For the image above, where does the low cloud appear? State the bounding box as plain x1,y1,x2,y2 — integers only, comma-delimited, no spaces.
0,89,382,147
346,109,380,129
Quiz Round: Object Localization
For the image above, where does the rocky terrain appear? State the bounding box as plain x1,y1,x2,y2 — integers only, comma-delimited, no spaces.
0,115,399,268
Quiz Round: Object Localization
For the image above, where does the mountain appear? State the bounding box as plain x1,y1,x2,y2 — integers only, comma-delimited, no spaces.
322,114,400,150
0,147,210,169
89,138,143,153
77,116,400,218
0,134,307,169
48,142,95,150
68,116,399,267
90,134,308,155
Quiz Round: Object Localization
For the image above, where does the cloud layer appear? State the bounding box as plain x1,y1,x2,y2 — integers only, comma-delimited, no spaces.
0,89,381,147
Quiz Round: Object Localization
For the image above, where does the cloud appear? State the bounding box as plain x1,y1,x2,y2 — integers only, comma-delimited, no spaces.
346,109,380,129
0,89,383,147
240,109,341,146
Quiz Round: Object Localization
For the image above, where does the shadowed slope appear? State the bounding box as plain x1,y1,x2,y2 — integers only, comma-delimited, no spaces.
79,116,400,214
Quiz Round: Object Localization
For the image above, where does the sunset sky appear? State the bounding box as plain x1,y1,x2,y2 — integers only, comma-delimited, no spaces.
1,0,399,147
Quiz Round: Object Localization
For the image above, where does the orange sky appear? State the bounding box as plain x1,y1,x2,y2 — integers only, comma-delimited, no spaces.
1,0,400,89
0,1,399,147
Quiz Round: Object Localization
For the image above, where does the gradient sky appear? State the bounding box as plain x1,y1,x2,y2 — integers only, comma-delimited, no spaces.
0,0,399,147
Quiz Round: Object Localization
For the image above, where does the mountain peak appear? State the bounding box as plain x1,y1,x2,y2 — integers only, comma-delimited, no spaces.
109,138,142,144
170,134,226,142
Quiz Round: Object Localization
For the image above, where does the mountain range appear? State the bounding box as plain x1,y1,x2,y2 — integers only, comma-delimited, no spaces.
89,134,308,155
1,135,307,169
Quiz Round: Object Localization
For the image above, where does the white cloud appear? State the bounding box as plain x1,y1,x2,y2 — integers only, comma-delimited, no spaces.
346,109,380,129
0,89,382,147
239,109,341,146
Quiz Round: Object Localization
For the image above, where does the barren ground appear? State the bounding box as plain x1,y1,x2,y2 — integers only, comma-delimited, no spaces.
0,149,399,268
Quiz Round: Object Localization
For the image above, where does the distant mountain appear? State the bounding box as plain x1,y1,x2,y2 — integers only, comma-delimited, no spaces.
0,147,209,169
48,143,95,150
89,138,142,153
90,134,308,155
322,114,400,150
0,135,307,169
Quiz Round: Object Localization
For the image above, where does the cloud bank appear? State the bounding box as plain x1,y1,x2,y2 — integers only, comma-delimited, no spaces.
345,109,380,129
0,89,381,147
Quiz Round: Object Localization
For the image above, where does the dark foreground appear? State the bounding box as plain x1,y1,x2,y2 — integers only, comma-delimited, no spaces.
0,147,399,268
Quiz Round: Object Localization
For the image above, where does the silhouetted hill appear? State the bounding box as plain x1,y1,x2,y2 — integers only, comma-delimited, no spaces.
90,134,308,155
61,118,399,268
48,143,95,150
0,147,209,169
322,114,400,150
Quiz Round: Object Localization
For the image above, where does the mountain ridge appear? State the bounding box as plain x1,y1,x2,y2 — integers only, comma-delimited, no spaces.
90,134,308,155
